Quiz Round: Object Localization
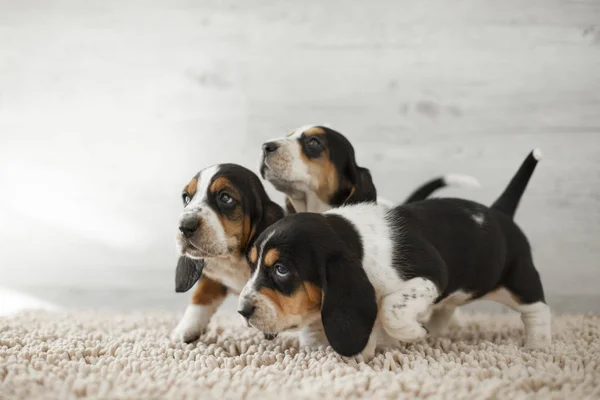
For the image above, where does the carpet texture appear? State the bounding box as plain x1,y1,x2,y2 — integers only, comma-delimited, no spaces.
1,311,599,399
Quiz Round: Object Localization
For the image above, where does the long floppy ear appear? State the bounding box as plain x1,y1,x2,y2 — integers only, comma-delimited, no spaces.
319,254,377,357
175,257,204,293
346,167,377,204
257,200,284,233
247,200,284,253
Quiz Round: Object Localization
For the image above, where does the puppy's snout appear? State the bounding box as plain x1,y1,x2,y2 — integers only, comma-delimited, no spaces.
262,141,279,155
237,303,255,319
179,216,200,238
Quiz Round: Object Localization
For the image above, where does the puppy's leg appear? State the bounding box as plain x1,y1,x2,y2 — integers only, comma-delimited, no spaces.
358,331,377,362
171,276,228,343
486,256,551,349
425,306,457,335
380,278,438,343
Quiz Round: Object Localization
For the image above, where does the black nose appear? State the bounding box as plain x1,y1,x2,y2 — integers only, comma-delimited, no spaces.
179,216,199,238
238,303,255,319
262,141,279,155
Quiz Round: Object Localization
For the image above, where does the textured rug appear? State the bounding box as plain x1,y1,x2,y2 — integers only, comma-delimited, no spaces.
1,311,599,399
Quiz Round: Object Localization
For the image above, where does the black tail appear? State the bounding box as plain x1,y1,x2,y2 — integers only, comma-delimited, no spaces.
492,148,542,218
403,174,480,204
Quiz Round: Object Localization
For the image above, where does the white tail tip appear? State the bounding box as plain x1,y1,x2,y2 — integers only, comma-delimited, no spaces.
443,174,481,189
533,148,543,161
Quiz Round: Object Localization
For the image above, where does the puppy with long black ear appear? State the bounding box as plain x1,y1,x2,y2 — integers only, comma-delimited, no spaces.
171,163,284,343
259,125,479,213
239,149,550,359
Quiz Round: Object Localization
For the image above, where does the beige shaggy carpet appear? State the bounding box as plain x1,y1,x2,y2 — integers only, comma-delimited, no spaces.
1,311,599,399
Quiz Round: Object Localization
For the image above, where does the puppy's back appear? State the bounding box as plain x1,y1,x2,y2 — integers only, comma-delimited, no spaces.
387,198,512,298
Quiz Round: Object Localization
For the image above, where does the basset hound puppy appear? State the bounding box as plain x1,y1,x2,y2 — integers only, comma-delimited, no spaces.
171,164,284,343
260,125,480,213
239,149,550,359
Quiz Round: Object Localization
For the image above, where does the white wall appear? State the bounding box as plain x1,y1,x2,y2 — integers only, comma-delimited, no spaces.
1,0,599,310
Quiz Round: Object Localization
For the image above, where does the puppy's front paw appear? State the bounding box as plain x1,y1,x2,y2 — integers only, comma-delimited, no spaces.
171,305,210,343
391,322,429,343
171,322,206,343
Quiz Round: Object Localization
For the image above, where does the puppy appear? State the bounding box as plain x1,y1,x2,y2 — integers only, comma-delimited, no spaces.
259,125,480,213
239,149,550,358
171,164,284,343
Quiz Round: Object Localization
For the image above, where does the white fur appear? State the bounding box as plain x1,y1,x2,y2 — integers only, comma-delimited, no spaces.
326,204,403,296
260,133,312,201
188,165,219,209
171,302,223,343
443,173,481,189
471,212,485,225
202,257,249,293
533,148,543,161
380,278,439,342
305,192,332,213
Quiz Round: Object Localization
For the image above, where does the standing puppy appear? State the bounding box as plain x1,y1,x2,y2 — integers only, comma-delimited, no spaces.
171,164,284,343
239,149,550,358
259,125,480,213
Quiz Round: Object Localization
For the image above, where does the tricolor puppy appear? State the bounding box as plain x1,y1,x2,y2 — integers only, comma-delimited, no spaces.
259,125,480,213
239,149,550,358
171,163,284,343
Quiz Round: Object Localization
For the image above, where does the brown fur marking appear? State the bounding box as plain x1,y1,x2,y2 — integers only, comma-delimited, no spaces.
303,127,326,136
186,177,198,196
249,246,258,264
209,177,253,255
264,248,280,267
259,283,322,317
298,139,339,203
191,276,228,305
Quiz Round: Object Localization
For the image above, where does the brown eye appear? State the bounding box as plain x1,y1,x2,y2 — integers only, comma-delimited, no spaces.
274,263,290,277
218,192,235,206
182,193,191,205
307,137,321,148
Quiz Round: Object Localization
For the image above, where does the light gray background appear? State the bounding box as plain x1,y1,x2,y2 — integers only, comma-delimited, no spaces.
1,0,599,313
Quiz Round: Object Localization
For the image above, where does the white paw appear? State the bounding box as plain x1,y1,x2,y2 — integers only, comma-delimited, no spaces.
381,305,430,342
389,321,429,343
171,305,211,343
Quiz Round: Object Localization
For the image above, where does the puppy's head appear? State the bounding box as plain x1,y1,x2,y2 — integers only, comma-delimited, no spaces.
176,164,284,261
238,213,377,357
259,126,377,209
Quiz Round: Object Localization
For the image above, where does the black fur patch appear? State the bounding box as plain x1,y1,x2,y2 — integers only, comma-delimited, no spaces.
175,257,204,293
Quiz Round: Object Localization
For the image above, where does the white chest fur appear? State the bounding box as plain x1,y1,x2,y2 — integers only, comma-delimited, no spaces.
202,257,251,293
326,204,404,297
